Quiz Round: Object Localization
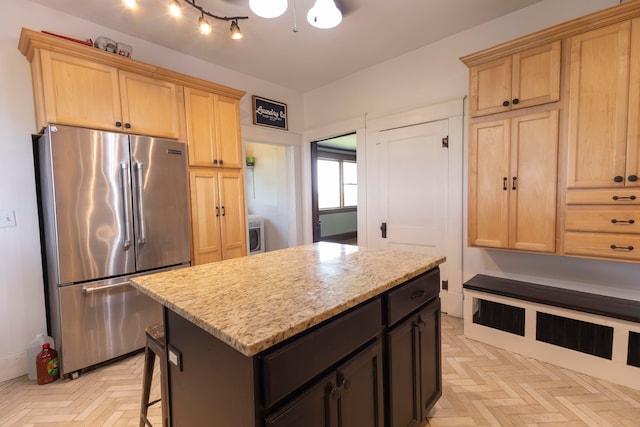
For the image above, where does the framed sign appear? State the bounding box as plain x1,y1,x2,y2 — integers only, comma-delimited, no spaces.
252,96,288,130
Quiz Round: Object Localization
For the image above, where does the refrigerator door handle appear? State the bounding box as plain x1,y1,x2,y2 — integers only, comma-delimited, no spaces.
119,163,132,248
134,162,147,244
82,281,131,295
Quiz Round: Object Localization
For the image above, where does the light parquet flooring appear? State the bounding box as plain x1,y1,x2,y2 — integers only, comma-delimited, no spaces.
0,315,638,426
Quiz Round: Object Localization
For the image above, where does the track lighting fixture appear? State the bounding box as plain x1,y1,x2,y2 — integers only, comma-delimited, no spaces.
230,20,244,40
169,0,181,17
122,0,246,40
198,13,212,35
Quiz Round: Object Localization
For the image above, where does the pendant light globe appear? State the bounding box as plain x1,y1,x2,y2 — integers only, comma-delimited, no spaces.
307,0,342,29
249,0,288,19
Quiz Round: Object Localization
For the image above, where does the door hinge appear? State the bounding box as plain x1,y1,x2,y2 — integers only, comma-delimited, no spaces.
442,136,449,148
441,280,448,291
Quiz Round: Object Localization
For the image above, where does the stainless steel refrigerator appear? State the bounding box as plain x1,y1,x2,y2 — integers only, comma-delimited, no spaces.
36,124,190,377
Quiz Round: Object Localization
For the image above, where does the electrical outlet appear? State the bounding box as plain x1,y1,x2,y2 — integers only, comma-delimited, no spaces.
0,210,16,228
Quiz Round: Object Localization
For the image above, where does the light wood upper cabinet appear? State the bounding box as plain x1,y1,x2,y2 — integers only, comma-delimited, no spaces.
469,41,560,117
184,87,242,168
566,21,633,189
37,50,182,139
39,50,122,130
189,169,246,265
118,70,182,139
469,110,559,252
627,17,640,188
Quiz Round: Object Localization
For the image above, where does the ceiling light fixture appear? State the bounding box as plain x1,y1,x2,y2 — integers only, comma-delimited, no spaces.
307,0,342,29
123,0,247,40
249,0,288,19
230,20,244,40
169,0,182,17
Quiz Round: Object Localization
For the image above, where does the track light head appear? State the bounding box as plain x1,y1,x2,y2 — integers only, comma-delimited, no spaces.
230,20,244,40
169,0,182,17
198,14,212,34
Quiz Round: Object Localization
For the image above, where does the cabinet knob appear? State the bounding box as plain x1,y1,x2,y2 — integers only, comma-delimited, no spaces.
124,123,131,129
614,176,624,183
329,386,341,400
213,159,218,165
502,100,510,107
512,98,520,105
219,159,224,165
629,175,638,182
340,377,351,390
115,121,122,127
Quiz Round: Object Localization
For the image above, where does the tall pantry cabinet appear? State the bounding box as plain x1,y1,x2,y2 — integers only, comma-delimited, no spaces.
462,1,640,263
19,28,247,266
184,86,247,265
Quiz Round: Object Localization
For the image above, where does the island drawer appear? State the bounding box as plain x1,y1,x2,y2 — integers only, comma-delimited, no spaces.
386,268,440,327
260,298,382,409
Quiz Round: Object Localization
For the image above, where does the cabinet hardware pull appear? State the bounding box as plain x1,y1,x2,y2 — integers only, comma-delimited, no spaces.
512,98,520,105
340,378,351,390
611,219,635,224
213,159,218,164
629,175,638,182
124,123,131,129
115,121,122,127
221,206,226,216
610,244,634,251
612,195,637,201
503,177,507,191
614,175,624,183
411,290,426,300
219,159,224,165
215,206,220,217
512,176,517,190
502,100,510,107
329,386,341,400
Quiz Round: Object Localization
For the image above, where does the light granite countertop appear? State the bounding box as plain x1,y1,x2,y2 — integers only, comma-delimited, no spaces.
130,242,445,357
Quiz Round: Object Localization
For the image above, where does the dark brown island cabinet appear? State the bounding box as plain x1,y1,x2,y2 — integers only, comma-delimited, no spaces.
164,267,442,427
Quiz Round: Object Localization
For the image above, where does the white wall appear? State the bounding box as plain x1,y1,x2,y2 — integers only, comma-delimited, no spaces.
244,142,290,251
304,0,640,303
0,1,303,381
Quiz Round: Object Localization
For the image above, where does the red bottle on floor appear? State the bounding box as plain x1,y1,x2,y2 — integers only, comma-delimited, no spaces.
36,343,60,385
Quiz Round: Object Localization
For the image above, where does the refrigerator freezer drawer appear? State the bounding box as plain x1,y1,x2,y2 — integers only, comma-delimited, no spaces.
57,280,162,376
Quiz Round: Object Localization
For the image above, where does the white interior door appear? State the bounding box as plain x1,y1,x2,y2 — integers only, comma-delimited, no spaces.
376,119,449,282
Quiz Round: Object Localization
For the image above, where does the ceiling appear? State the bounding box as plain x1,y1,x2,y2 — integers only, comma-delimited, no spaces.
29,0,544,92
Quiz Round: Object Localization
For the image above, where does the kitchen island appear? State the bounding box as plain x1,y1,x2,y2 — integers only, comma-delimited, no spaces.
131,242,445,427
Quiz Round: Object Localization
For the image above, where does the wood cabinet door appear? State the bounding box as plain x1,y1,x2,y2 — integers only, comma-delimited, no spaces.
184,87,217,166
119,70,181,139
417,299,441,417
469,56,512,117
567,21,631,188
216,96,243,169
386,313,421,427
189,169,222,265
627,18,640,188
509,110,559,252
219,171,247,260
512,41,561,110
468,119,510,248
337,340,384,427
39,50,122,131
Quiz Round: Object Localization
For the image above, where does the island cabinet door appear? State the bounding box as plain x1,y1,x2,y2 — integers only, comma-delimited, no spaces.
417,298,442,417
386,297,441,426
264,340,384,427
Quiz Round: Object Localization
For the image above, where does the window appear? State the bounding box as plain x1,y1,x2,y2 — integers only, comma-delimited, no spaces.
317,157,357,210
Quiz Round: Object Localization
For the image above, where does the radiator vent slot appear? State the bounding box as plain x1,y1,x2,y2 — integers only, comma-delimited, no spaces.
472,298,525,336
536,312,613,360
628,331,640,368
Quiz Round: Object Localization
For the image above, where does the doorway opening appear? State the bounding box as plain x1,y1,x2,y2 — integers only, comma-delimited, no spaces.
311,133,357,244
